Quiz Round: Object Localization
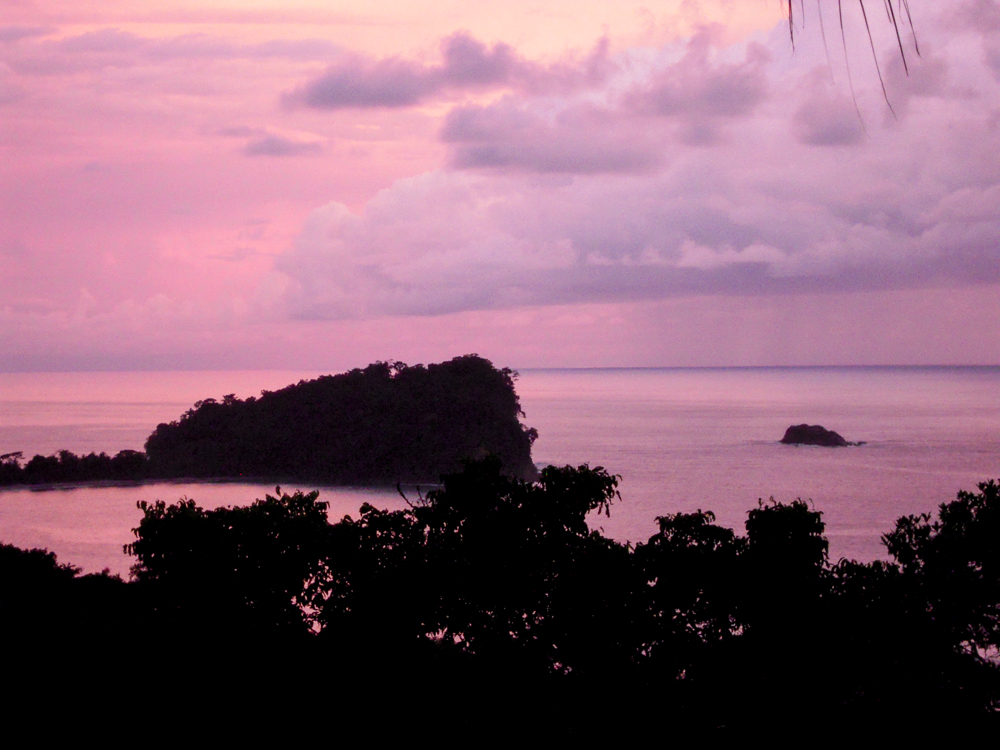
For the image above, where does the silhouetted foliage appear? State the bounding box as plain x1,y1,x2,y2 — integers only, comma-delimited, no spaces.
882,479,1000,662
0,541,132,669
0,448,149,486
320,459,634,679
126,488,331,638
634,510,746,681
4,467,999,730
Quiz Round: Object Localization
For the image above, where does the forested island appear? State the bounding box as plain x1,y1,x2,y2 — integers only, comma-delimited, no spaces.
0,354,538,487
2,462,998,732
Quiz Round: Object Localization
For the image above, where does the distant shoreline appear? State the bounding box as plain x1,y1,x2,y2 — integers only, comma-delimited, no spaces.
0,476,439,494
1,364,999,378
516,364,1000,373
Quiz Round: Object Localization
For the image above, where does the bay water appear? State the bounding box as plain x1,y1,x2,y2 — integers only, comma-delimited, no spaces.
1,367,998,576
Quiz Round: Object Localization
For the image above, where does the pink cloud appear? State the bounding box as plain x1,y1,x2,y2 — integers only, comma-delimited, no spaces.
283,33,526,109
5,27,343,76
216,126,326,157
284,32,614,110
273,17,1000,323
438,29,777,172
2,4,999,369
442,98,663,174
0,25,54,43
793,67,866,145
623,28,771,119
242,134,323,157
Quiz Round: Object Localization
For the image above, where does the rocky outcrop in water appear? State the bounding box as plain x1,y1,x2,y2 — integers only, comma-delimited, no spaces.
780,424,863,447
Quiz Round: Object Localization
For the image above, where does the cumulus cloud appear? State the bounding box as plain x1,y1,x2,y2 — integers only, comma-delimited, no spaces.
217,125,326,157
793,68,865,145
442,98,663,173
6,3,999,370
284,33,523,109
627,35,769,117
275,150,1000,320
273,14,1000,319
276,45,1000,320
0,65,25,104
0,26,54,44
438,32,519,86
243,134,324,157
878,44,954,122
285,25,769,155
289,55,439,108
675,241,788,271
623,28,771,144
947,0,1000,84
284,31,612,109
436,30,779,173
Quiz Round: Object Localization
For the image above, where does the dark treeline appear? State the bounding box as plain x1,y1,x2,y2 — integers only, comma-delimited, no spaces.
0,448,149,485
3,460,998,733
0,355,537,487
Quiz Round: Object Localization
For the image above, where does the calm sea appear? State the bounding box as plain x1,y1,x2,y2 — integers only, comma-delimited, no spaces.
1,367,998,576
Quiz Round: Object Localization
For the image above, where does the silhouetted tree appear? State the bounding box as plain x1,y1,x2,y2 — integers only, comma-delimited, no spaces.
0,447,149,486
319,459,627,676
7,460,1000,728
126,489,331,639
634,510,746,683
0,541,133,679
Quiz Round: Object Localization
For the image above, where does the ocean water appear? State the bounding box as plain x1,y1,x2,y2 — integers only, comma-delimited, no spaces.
1,367,998,576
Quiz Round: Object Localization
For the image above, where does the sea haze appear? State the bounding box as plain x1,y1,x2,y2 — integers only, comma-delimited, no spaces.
1,366,998,575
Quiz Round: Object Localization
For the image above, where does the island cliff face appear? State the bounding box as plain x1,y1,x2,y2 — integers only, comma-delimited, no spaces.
780,424,850,447
144,355,538,484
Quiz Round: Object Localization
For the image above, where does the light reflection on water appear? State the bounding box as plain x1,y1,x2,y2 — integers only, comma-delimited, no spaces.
1,366,999,574
0,481,406,578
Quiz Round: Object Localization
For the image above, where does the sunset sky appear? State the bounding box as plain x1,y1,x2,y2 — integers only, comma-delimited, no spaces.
3,1,999,371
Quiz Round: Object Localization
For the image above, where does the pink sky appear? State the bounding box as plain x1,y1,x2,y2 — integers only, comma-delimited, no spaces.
2,1,999,370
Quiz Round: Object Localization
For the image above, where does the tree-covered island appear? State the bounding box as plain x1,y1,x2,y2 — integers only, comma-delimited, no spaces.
0,354,538,487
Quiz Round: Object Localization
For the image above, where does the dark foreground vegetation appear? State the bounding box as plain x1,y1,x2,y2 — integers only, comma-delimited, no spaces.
0,355,537,487
3,461,998,733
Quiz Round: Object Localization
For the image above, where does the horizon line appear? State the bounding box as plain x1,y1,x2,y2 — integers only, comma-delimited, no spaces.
2,363,1000,376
